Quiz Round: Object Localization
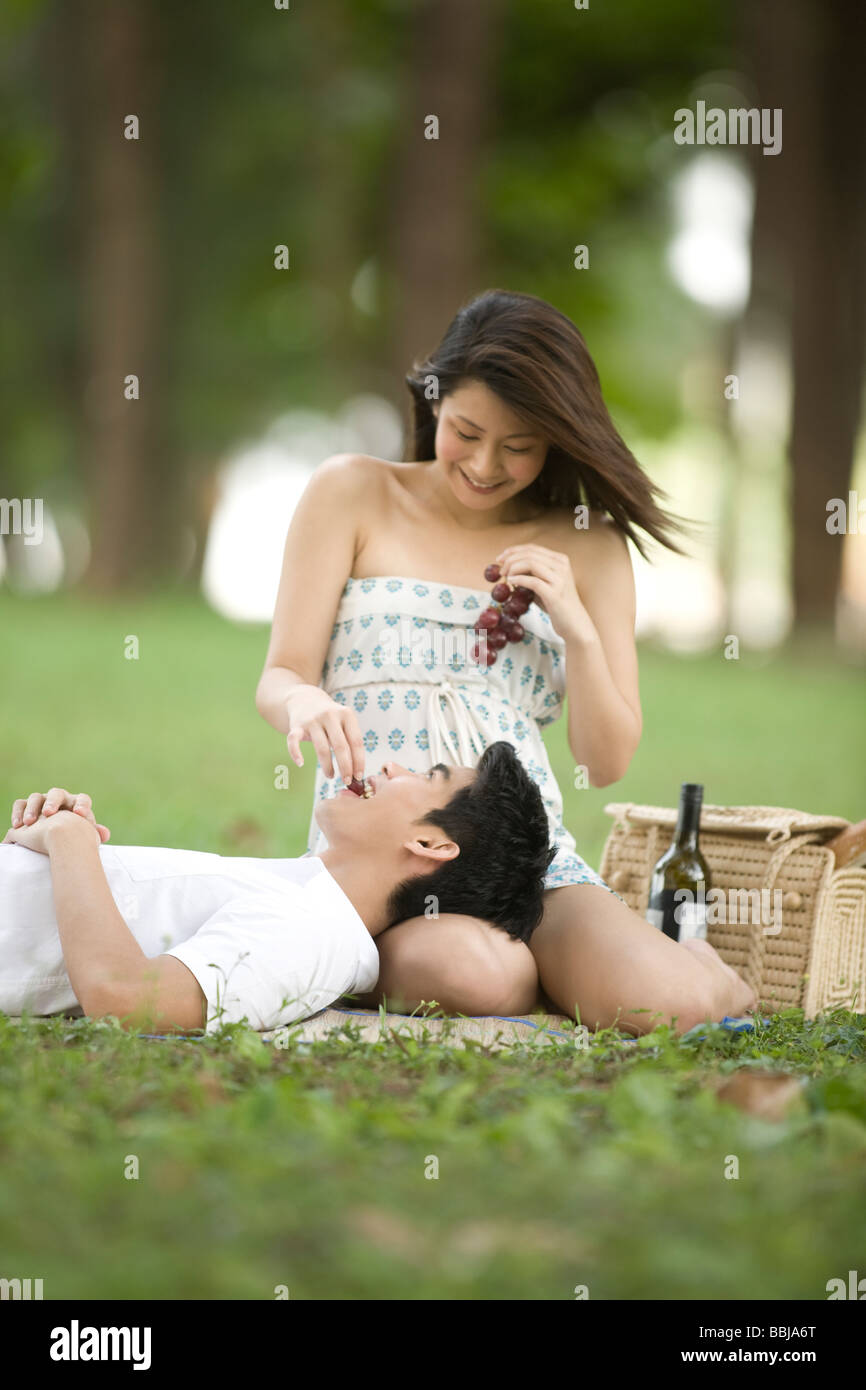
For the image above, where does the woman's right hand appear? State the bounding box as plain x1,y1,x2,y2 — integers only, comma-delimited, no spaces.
285,685,366,785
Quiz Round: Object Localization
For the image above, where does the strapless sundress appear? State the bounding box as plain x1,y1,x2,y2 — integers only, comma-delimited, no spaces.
306,576,619,897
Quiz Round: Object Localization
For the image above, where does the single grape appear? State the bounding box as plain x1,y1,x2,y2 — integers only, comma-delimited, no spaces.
506,621,525,643
502,595,528,618
484,563,501,582
477,607,501,630
513,586,535,605
487,628,507,650
491,581,511,603
346,778,366,797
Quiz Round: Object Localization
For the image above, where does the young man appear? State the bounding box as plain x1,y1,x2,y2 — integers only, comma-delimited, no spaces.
0,742,554,1035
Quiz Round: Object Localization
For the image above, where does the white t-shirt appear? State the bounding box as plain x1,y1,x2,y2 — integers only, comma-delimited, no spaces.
0,843,379,1033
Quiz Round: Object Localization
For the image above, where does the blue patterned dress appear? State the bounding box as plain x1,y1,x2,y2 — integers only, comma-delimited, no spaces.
306,576,619,897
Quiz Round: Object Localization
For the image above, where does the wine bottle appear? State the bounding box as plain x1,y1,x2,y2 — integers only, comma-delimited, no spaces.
646,783,711,942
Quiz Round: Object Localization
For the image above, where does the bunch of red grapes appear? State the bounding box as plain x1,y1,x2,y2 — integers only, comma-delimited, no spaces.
471,563,536,668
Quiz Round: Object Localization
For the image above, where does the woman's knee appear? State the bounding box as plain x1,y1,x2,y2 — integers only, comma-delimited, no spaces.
531,884,751,1034
370,914,539,1016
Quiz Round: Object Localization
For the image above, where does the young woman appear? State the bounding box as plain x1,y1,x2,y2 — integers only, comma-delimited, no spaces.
256,290,755,1034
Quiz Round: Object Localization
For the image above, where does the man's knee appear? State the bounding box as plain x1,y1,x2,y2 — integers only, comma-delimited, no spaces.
454,921,539,1016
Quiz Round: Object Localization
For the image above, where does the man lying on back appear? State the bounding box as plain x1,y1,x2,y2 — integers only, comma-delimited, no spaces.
0,742,554,1034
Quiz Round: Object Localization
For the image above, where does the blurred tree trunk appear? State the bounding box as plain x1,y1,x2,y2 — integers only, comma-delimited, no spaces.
79,0,172,588
388,0,502,392
304,0,362,399
745,0,866,629
787,0,866,626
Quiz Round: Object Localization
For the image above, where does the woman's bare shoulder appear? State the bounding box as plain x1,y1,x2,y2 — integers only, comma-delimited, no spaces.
313,451,387,487
540,507,630,570
314,455,435,531
312,453,423,497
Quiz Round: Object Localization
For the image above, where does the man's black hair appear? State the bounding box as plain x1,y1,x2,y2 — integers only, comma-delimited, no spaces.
384,741,555,943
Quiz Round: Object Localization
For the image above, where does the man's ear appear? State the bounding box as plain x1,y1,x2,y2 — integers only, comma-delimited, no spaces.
403,830,459,866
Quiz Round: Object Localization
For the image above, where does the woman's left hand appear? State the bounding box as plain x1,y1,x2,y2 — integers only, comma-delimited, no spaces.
495,544,597,644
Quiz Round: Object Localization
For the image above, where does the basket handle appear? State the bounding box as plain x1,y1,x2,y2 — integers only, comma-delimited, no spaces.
825,819,866,870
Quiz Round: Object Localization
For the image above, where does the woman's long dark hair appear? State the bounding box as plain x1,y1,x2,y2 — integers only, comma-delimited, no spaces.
404,289,697,560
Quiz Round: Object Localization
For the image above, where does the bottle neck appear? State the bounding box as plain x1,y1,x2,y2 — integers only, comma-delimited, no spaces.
674,797,702,850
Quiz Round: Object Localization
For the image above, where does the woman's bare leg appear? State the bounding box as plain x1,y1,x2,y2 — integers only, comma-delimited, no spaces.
353,886,755,1031
354,914,541,1016
529,883,757,1035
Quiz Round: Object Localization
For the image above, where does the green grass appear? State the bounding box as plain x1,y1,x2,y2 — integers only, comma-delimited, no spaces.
1,592,864,1299
1,1009,865,1299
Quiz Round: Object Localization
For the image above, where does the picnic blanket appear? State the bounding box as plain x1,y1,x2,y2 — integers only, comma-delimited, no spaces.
7,1006,759,1047
7,1006,757,1047
3,1006,583,1048
262,1006,585,1050
260,1006,752,1049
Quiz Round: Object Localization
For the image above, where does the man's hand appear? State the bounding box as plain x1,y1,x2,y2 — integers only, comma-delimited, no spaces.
9,788,109,842
3,808,102,856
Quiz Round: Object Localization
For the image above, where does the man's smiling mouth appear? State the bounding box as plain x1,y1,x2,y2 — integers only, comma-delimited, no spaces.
342,776,376,798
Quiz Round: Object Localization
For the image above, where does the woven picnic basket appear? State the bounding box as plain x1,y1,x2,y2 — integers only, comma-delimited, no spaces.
599,802,866,1016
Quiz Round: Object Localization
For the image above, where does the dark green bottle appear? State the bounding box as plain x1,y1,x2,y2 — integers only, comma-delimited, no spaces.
646,783,711,942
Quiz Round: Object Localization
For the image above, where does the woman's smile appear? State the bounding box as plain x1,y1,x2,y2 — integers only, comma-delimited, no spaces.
458,467,508,495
